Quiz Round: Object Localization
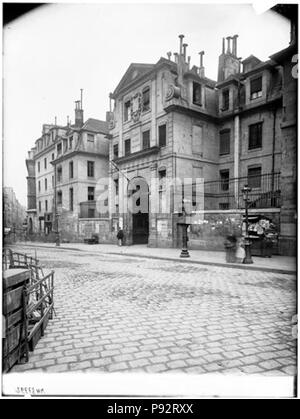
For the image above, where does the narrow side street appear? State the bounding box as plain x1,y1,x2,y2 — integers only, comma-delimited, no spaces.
11,245,297,376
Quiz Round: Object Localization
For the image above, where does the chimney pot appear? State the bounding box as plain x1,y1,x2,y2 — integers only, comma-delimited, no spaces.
226,36,231,54
178,34,184,55
183,43,188,61
167,51,172,60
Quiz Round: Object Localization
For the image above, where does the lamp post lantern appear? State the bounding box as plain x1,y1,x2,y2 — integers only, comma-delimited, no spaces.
242,185,253,264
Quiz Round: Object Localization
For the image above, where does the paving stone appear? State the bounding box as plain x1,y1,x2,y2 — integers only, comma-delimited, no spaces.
259,360,282,370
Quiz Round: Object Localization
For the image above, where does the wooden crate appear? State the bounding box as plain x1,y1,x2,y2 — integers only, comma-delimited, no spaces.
3,269,30,373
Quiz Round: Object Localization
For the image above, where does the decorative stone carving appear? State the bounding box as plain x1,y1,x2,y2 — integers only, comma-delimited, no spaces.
130,92,142,122
165,84,181,101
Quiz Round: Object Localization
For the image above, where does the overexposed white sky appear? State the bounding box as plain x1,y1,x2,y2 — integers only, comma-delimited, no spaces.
3,2,290,206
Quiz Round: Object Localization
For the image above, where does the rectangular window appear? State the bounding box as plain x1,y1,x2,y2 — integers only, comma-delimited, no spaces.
45,178,47,191
45,200,48,212
88,187,95,201
52,153,54,161
52,176,54,188
248,166,262,188
38,162,40,173
69,188,73,211
124,139,131,156
159,170,166,213
142,87,150,112
69,161,74,179
124,100,131,122
249,122,263,150
87,161,94,177
57,143,62,155
219,130,230,155
193,82,202,106
220,170,230,191
113,144,119,159
57,166,62,183
250,76,262,99
44,158,47,169
114,179,119,196
142,130,150,150
39,201,42,212
87,134,94,142
159,124,167,147
222,89,229,111
57,191,62,205
38,180,41,192
69,136,73,149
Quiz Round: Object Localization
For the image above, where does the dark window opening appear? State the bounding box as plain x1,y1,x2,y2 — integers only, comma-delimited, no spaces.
57,166,62,183
38,180,41,192
249,122,263,149
87,134,94,142
57,191,62,205
193,82,202,106
250,76,262,99
248,166,262,188
44,158,47,169
69,188,73,211
88,186,95,201
142,87,150,112
69,161,74,179
45,178,47,191
124,100,131,122
220,170,230,191
159,124,167,148
88,208,95,218
57,143,62,156
45,200,48,212
125,139,131,156
69,136,73,149
39,201,42,212
113,144,119,159
219,130,230,155
222,89,229,111
38,162,40,173
87,161,95,177
142,130,150,150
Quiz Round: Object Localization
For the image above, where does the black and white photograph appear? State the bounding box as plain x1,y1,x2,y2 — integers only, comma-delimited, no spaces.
1,1,298,399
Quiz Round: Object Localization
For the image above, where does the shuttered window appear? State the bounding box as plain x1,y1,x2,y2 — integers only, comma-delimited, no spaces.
219,130,230,155
249,122,263,149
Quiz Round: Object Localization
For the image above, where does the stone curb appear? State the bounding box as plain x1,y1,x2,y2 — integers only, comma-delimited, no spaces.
12,243,296,275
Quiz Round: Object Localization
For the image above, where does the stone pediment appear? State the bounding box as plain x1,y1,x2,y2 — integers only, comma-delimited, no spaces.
112,63,155,97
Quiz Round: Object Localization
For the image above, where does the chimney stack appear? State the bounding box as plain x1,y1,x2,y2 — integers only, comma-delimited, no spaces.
174,52,179,63
54,116,57,126
67,115,70,126
222,37,225,54
74,99,84,128
183,43,188,61
226,37,231,54
198,51,205,78
232,34,238,56
167,51,172,60
179,34,184,56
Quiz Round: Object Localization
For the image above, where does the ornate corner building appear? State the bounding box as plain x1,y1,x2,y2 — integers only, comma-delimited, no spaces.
108,27,297,255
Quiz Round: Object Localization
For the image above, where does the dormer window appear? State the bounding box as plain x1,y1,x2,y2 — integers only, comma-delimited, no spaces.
192,82,202,106
250,76,262,100
69,136,73,149
57,143,62,156
87,134,94,142
124,100,131,122
142,87,150,112
222,89,230,111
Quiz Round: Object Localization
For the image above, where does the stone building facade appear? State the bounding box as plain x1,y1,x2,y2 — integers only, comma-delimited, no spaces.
26,97,109,242
107,32,296,255
3,187,26,240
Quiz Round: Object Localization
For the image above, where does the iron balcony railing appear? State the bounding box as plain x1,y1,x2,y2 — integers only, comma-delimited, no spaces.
79,201,109,219
204,172,281,210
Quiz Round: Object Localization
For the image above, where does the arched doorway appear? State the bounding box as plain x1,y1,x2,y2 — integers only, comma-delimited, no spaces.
128,177,149,245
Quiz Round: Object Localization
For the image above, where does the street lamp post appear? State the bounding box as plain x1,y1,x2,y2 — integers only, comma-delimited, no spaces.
179,199,191,258
242,185,253,264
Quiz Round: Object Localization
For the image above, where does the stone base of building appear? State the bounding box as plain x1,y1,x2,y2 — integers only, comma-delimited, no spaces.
278,236,297,256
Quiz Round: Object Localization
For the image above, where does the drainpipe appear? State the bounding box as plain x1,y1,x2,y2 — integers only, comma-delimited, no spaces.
271,107,277,205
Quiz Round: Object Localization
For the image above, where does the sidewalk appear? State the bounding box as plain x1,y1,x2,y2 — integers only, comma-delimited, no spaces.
14,241,296,274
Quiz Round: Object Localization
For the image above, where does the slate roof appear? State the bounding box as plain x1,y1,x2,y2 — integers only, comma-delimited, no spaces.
82,118,109,134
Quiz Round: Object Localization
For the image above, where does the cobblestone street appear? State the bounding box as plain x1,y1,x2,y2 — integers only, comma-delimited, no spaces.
11,245,296,376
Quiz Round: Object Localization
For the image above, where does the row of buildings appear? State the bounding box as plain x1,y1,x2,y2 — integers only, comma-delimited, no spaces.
25,11,297,255
3,187,27,239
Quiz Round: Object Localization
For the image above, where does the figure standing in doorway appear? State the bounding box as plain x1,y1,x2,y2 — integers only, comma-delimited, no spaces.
117,228,124,246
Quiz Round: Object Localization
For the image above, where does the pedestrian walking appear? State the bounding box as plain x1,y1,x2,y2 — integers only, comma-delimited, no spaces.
117,228,124,246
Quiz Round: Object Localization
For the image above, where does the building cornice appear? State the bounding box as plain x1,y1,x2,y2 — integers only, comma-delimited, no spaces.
113,146,160,165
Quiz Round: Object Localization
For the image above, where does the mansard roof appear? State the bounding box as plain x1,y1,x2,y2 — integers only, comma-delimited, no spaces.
82,118,109,134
